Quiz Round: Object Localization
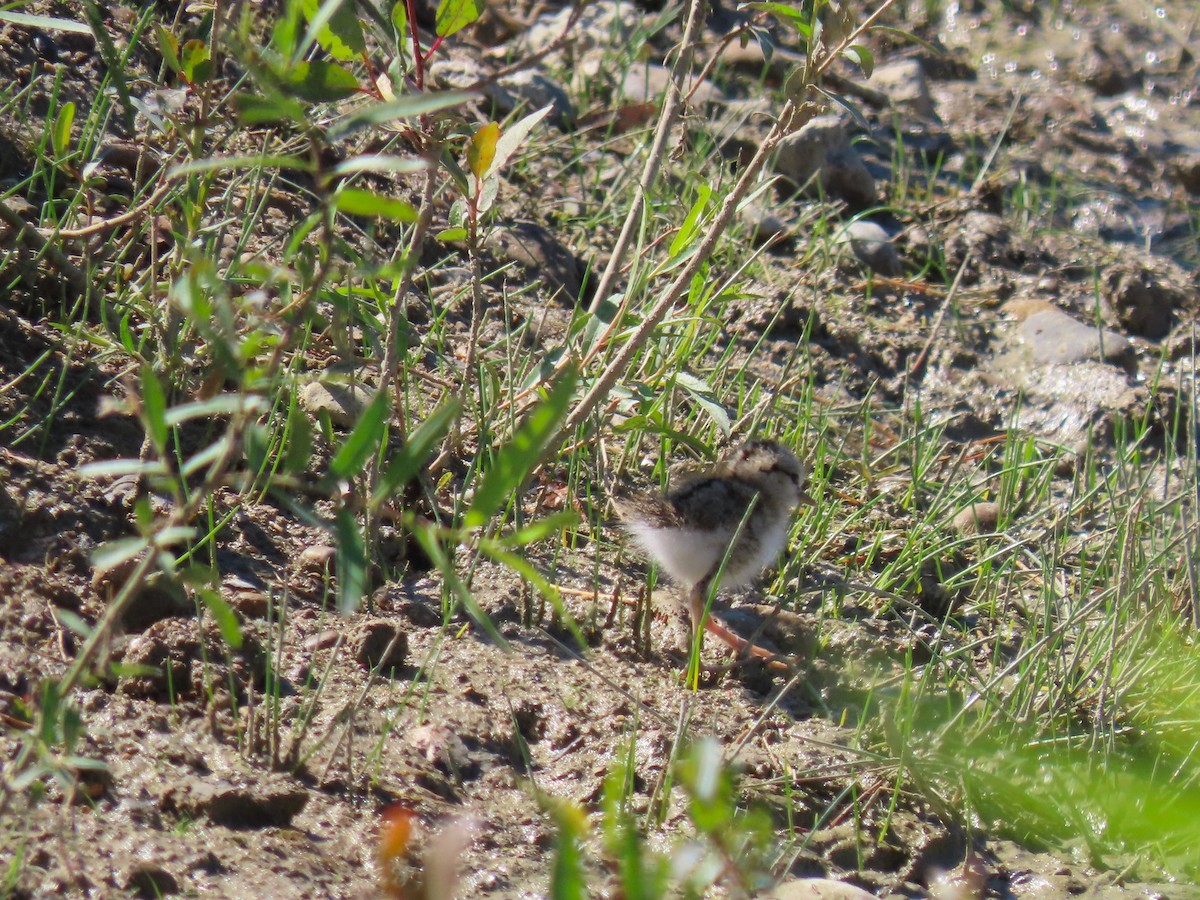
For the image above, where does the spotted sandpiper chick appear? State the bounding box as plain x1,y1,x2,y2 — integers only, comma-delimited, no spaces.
614,440,810,660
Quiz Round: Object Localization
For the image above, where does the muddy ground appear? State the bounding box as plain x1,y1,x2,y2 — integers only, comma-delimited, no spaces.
1,0,1199,897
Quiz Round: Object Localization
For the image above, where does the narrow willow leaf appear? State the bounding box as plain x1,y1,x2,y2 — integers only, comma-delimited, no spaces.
434,0,484,38
330,91,477,139
499,509,579,547
283,404,314,475
334,509,368,614
52,102,74,159
464,368,577,529
54,609,94,639
328,390,389,480
180,436,232,477
198,588,244,648
436,226,468,243
329,154,428,178
371,399,461,508
668,184,712,258
466,121,499,180
140,365,169,455
334,187,419,221
390,1,407,44
78,459,168,480
155,24,181,73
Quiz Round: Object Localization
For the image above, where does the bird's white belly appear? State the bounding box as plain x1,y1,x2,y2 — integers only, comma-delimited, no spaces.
628,524,735,586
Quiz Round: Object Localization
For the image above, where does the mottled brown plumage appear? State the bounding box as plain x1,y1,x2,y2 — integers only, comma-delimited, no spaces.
614,441,809,658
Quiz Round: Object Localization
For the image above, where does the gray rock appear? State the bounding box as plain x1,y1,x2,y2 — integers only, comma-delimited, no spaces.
773,116,876,210
738,200,791,245
1019,307,1130,366
989,304,1143,444
518,1,639,59
355,619,408,673
952,502,1001,535
837,220,902,276
299,381,372,428
485,221,582,302
872,59,937,119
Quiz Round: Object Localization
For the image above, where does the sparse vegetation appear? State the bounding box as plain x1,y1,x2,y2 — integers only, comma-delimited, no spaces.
1,0,1198,895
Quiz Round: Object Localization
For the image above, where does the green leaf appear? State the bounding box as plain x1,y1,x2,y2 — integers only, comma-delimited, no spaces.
52,102,74,159
334,187,419,222
674,371,731,436
328,389,389,480
180,38,212,84
329,90,477,140
668,184,712,258
283,404,314,475
140,365,169,455
547,796,588,900
436,227,468,243
485,104,553,180
464,368,577,529
334,508,369,614
371,399,461,508
435,0,484,38
742,2,814,34
155,24,181,73
390,1,408,43
234,92,309,125
299,0,366,62
180,436,233,478
284,59,360,102
842,43,874,78
198,588,244,649
498,509,579,547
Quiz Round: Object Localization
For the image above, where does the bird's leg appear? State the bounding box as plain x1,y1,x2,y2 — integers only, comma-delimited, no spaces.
689,577,793,669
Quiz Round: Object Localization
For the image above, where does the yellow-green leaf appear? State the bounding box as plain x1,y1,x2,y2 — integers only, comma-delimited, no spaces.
466,121,499,180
